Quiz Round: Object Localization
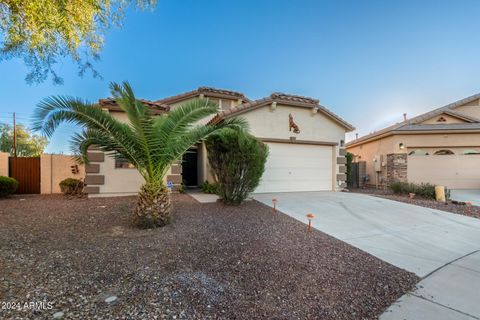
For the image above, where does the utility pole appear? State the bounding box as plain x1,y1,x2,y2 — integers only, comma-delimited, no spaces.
13,112,17,157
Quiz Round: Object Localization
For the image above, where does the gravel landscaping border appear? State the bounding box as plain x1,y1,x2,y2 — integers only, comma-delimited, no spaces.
351,188,480,219
1,194,418,319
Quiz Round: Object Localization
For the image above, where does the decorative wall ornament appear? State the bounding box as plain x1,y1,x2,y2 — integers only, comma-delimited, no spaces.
288,113,300,134
437,116,447,122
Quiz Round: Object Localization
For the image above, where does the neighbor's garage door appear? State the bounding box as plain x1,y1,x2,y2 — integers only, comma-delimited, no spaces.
408,154,480,189
255,143,333,193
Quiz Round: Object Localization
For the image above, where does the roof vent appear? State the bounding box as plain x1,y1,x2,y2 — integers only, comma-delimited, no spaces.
403,113,407,121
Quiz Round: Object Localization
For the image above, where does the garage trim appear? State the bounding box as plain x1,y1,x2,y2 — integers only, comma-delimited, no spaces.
258,137,338,146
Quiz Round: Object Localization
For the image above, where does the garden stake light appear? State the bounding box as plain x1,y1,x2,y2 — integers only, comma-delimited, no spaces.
306,213,315,232
272,198,278,214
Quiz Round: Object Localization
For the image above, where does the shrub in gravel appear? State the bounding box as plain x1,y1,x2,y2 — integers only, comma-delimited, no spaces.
200,181,217,194
206,128,268,205
390,181,437,199
0,176,18,197
59,178,85,196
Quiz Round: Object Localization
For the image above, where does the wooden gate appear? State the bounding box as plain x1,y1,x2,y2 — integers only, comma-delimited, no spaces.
9,157,41,194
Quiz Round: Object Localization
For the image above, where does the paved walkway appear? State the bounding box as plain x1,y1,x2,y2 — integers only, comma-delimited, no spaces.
253,191,480,319
186,190,219,203
451,189,480,207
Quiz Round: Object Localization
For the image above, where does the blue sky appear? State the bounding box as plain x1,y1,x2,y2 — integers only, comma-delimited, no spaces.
1,0,480,153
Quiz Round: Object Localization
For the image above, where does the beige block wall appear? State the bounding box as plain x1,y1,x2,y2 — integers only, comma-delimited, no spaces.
0,152,8,176
92,153,174,197
408,154,480,189
40,154,85,194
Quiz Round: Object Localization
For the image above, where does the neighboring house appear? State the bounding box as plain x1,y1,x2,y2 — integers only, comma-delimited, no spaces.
346,93,480,189
85,87,354,196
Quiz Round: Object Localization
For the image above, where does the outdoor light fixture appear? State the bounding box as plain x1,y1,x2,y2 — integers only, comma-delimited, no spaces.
272,198,278,215
306,213,315,232
399,143,405,150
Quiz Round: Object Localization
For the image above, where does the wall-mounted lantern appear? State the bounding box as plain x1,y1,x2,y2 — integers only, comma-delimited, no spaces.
399,143,405,150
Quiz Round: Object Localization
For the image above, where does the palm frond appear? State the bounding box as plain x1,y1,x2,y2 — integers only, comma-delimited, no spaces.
33,82,251,187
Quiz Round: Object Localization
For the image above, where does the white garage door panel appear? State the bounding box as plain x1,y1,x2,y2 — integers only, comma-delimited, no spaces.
255,143,333,193
408,155,480,189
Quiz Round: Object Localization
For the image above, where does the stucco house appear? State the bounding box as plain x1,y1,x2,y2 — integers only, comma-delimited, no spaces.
346,93,480,189
84,87,354,196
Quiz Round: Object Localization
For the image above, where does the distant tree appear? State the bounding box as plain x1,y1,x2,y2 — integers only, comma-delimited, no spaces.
0,0,156,85
0,123,48,156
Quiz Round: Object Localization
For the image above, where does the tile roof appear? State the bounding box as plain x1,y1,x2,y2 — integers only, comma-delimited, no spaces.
270,92,319,105
97,89,354,131
98,98,170,114
209,93,355,131
347,93,480,147
155,87,250,105
395,123,480,131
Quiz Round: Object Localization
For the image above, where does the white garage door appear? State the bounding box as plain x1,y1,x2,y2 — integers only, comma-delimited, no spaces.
255,143,333,193
408,154,480,189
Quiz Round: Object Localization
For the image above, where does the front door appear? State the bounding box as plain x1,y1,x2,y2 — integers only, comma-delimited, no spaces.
182,149,198,187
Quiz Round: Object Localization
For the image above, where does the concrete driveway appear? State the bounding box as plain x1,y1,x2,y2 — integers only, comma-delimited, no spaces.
451,189,480,207
253,191,480,319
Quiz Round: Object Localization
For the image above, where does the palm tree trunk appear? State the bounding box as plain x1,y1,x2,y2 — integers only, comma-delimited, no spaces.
134,181,172,228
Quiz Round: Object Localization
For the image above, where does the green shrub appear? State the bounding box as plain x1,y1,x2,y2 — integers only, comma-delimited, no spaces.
59,178,84,195
200,181,217,194
390,181,436,199
345,152,354,186
206,128,268,205
178,182,186,194
0,176,18,197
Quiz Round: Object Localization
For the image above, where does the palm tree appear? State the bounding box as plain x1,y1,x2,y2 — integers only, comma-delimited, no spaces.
33,82,247,228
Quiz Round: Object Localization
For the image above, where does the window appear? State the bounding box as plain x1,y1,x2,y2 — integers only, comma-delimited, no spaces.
115,155,135,168
463,149,480,155
434,149,454,155
408,149,429,156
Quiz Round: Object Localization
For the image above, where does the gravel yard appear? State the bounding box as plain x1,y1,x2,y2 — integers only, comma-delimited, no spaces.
351,188,480,219
0,194,418,319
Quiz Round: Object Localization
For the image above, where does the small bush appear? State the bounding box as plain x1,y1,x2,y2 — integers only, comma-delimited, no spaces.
206,128,268,205
200,181,217,194
178,182,186,194
345,152,354,187
390,181,436,199
59,178,84,195
0,176,18,197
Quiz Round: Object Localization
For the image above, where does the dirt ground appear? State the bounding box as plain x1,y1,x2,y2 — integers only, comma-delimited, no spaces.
0,194,418,319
